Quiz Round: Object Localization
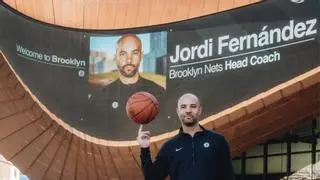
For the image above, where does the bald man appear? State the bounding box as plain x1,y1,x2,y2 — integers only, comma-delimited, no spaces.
87,34,166,140
115,34,144,84
138,93,234,180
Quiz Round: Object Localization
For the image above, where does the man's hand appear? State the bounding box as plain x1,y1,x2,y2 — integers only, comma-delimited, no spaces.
137,125,151,148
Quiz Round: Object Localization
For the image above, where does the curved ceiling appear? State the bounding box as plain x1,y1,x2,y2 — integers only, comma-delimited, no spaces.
3,0,260,29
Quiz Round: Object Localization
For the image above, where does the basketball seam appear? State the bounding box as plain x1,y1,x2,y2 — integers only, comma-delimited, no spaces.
131,101,154,120
129,99,151,106
135,92,157,103
145,102,156,124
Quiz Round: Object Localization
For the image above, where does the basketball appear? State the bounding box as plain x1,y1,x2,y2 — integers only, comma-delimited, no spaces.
126,91,159,124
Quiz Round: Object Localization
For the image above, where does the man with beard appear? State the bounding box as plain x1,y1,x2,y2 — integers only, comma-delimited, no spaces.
87,34,166,140
104,34,164,99
137,93,234,180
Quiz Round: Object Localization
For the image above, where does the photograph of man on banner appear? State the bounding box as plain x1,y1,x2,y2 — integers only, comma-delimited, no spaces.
86,33,175,140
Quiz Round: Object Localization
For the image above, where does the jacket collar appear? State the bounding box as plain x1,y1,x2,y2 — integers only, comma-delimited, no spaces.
178,124,207,136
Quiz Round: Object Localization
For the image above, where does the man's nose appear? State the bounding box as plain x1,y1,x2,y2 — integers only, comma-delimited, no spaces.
126,53,133,63
185,106,192,113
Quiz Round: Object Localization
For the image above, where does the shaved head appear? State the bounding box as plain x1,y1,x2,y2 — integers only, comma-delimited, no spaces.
116,34,142,50
177,93,200,107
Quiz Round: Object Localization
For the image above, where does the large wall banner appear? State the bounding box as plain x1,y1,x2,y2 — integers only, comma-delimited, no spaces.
0,0,319,141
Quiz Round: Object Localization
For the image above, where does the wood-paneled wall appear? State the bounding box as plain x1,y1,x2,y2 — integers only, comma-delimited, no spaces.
3,0,260,29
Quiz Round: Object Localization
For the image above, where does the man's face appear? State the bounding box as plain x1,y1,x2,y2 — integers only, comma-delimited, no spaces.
116,36,142,78
177,95,202,127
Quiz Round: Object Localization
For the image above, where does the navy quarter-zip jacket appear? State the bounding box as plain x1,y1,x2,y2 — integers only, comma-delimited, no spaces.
140,127,234,180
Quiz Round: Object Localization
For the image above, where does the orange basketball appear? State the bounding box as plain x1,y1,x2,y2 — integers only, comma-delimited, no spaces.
126,91,159,124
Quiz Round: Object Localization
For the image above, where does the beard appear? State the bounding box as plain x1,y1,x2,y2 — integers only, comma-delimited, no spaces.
181,115,198,127
119,64,138,77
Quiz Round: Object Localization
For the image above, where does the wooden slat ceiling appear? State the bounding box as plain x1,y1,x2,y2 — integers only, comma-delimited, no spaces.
3,0,260,29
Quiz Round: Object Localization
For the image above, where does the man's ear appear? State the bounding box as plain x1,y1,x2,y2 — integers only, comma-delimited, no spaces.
199,105,202,115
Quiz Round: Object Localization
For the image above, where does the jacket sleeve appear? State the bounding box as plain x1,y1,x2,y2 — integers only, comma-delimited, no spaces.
140,147,169,180
217,136,235,180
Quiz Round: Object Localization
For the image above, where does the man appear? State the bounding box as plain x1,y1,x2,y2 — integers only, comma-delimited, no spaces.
137,93,234,180
87,34,167,140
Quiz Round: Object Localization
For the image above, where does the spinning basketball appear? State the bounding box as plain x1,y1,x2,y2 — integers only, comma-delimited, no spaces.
126,92,159,124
